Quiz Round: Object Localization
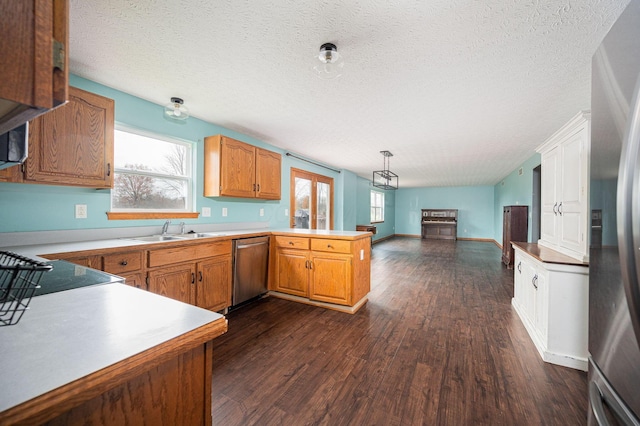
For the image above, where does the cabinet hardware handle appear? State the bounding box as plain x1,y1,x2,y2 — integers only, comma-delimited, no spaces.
517,262,521,273
309,261,313,269
107,163,111,177
191,273,195,284
120,260,128,266
532,274,538,289
253,183,256,191
558,201,563,216
289,241,294,245
327,244,333,248
305,260,309,269
553,202,558,215
257,184,260,191
199,271,203,281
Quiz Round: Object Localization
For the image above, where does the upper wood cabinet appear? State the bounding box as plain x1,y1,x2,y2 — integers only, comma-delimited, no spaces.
537,111,590,262
0,0,68,135
204,134,281,199
0,87,115,187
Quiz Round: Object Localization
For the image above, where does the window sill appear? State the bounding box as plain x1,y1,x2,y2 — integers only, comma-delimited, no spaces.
107,212,200,220
371,221,384,224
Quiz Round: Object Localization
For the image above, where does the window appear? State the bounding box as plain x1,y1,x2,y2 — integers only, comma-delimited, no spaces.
371,191,384,223
110,127,194,214
290,168,334,230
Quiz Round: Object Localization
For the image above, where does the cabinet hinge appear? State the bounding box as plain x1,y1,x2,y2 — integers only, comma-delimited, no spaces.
52,39,65,71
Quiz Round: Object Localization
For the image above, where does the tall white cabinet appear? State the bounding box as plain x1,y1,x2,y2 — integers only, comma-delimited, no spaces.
537,111,591,262
512,111,590,371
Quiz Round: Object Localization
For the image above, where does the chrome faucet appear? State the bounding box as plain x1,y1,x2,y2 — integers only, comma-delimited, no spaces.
179,221,186,234
161,220,171,235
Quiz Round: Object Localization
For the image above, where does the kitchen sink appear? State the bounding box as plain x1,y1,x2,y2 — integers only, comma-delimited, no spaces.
178,232,227,239
129,235,184,242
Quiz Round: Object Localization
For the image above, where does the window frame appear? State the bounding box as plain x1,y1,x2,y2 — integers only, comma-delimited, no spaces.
371,190,385,223
107,124,198,220
290,168,334,230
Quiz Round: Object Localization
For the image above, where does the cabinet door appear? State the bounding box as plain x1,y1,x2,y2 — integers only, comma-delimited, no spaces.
220,137,256,198
148,263,196,304
274,248,309,297
0,0,68,134
309,252,351,305
196,255,231,311
24,86,114,188
513,253,525,305
540,147,560,245
121,272,146,290
255,148,281,200
533,270,548,343
558,130,587,255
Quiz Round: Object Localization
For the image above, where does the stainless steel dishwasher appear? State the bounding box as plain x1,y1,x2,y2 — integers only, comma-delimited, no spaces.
232,236,269,307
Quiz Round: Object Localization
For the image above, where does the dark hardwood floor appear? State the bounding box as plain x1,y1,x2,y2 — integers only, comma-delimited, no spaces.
211,238,588,425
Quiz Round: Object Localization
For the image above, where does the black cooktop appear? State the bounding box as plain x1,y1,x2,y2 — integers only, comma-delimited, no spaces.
34,260,124,297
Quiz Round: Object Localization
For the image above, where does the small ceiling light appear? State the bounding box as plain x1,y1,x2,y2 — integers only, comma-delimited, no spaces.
164,97,189,120
372,150,398,190
314,42,344,80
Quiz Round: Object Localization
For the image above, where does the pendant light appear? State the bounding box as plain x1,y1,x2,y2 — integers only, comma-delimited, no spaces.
314,43,344,80
372,150,398,190
164,97,189,120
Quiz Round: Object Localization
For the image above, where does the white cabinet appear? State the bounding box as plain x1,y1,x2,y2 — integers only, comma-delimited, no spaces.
512,245,588,371
537,111,590,262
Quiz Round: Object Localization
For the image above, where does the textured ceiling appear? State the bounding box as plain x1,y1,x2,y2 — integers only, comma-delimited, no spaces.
68,0,630,187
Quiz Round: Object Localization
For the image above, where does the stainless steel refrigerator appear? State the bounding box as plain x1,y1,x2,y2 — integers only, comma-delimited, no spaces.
589,0,640,424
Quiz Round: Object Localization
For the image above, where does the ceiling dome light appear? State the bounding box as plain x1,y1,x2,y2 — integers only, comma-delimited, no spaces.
314,43,344,80
164,97,189,120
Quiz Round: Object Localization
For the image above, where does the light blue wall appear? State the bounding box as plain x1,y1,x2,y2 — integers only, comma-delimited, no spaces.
0,75,358,233
394,186,495,239
354,177,395,241
493,153,541,244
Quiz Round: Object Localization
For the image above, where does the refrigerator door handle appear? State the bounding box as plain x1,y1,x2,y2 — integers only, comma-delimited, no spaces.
617,74,640,346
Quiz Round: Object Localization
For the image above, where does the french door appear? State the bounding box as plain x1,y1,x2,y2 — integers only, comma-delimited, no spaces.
290,168,333,230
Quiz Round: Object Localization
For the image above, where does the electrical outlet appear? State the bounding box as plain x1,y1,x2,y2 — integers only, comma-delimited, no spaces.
75,204,87,219
222,207,228,217
202,207,211,217
260,208,264,217
360,249,364,260
285,208,289,216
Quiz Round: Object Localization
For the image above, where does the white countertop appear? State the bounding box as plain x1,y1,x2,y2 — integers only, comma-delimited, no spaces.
0,283,225,412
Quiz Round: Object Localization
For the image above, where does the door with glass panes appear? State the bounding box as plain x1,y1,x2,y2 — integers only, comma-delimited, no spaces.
290,168,333,230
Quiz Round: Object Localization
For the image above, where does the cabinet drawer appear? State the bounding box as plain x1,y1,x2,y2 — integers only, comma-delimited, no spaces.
275,236,309,250
148,240,231,268
103,251,143,274
310,238,351,254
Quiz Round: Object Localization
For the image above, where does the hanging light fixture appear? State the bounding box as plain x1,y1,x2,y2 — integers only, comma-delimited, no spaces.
372,150,398,190
314,43,344,80
164,97,189,121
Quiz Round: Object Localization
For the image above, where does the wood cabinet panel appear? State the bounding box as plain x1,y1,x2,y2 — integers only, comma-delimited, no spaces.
0,0,68,135
204,134,281,200
148,263,195,304
196,255,231,312
275,236,309,250
43,344,211,426
120,272,146,290
102,251,143,275
148,240,230,268
274,248,309,297
24,86,114,187
310,238,351,254
256,148,281,200
309,253,352,305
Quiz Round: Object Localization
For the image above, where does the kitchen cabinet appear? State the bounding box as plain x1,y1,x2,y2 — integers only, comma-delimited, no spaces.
147,240,232,311
0,87,115,188
501,205,528,268
102,250,146,289
203,134,281,200
537,111,590,262
511,242,588,371
271,234,371,312
0,0,68,135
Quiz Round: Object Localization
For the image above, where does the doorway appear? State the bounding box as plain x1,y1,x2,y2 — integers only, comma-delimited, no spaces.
290,168,334,230
532,165,541,242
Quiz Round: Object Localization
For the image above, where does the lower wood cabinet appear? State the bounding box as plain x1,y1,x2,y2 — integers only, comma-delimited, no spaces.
195,255,232,311
271,235,370,310
148,263,195,304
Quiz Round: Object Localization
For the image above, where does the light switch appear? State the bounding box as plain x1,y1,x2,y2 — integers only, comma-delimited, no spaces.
222,207,228,217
